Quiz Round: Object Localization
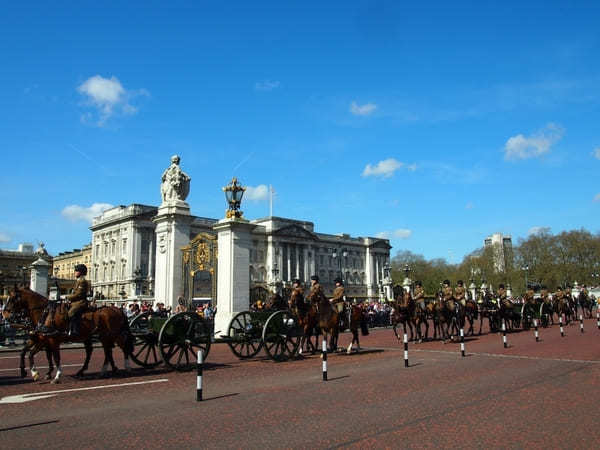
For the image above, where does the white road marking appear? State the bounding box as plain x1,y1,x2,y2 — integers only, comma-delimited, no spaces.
0,364,80,373
0,378,169,404
413,348,600,364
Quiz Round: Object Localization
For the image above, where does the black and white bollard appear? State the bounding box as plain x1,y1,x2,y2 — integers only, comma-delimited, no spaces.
322,339,328,381
403,333,409,367
559,315,564,337
460,328,465,357
196,350,203,402
580,315,584,333
533,318,539,342
597,308,600,330
502,320,508,348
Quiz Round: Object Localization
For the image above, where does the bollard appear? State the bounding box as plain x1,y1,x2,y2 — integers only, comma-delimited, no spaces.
580,315,584,333
533,318,539,342
403,333,409,368
502,319,508,348
322,339,328,381
460,328,465,357
597,308,600,330
196,350,203,402
559,315,564,337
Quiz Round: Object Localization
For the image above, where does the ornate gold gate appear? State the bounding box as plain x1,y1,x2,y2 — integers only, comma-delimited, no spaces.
181,233,218,306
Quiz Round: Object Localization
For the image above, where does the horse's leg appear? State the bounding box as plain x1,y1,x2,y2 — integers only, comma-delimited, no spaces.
51,346,62,384
20,340,31,378
45,348,54,380
76,339,94,378
104,340,119,374
28,342,43,381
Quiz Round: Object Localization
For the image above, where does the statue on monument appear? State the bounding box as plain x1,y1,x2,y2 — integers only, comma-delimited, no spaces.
160,155,191,204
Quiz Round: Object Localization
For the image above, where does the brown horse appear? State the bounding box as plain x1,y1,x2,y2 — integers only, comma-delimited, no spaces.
344,304,365,354
391,289,415,341
289,294,319,355
3,287,133,383
315,292,339,352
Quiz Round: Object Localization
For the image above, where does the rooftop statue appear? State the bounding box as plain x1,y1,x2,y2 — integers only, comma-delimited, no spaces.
160,155,191,205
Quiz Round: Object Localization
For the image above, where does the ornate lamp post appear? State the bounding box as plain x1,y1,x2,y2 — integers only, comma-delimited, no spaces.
402,264,412,293
332,248,347,281
222,177,246,219
133,267,143,297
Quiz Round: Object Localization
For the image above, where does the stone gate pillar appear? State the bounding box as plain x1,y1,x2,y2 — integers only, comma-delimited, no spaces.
213,218,256,338
152,155,192,310
30,257,50,296
153,204,192,310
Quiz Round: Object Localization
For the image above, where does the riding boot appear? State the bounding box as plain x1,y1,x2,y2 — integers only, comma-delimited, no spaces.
68,315,81,338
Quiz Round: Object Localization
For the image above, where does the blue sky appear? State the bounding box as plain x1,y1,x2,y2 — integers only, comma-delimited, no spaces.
1,1,599,262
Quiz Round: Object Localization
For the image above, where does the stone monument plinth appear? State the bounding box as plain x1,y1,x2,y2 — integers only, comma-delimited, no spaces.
153,155,192,310
213,217,256,338
30,257,50,296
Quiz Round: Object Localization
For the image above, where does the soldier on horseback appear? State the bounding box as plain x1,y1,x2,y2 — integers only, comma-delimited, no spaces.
413,281,425,310
66,264,90,338
289,279,305,311
306,275,325,305
454,280,466,306
442,280,453,303
330,278,345,314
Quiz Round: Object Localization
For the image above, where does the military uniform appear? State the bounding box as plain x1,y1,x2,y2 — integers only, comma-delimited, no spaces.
497,286,511,308
442,285,453,302
290,286,305,311
306,281,325,305
67,276,89,319
523,288,535,304
454,285,466,306
413,285,425,310
330,285,345,313
540,288,550,304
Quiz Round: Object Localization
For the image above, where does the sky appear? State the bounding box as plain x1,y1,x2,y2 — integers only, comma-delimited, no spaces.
1,1,599,262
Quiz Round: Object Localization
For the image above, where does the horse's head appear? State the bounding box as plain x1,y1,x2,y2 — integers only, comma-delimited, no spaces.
2,286,47,323
3,286,27,322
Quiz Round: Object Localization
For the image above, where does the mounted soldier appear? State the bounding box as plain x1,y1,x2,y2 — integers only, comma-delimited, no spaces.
454,280,466,306
306,275,326,306
289,279,305,311
330,278,345,314
66,264,90,338
442,280,453,303
413,281,425,311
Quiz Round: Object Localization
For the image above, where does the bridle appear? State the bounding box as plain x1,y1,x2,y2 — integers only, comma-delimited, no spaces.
4,289,46,327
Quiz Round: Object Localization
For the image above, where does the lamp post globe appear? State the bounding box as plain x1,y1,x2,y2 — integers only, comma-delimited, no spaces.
222,177,246,219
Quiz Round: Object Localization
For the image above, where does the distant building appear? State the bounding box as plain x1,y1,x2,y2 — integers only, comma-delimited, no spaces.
484,233,513,272
89,205,391,301
52,244,92,280
0,243,49,295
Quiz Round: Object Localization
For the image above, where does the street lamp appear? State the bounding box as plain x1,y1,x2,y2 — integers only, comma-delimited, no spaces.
133,267,143,296
331,248,347,281
222,177,246,219
522,265,529,289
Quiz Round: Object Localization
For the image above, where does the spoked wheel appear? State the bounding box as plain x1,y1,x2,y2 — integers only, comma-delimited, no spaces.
227,311,263,359
262,310,301,362
158,312,211,371
129,312,162,368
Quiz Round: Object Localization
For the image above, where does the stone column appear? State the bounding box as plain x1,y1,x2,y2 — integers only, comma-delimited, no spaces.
153,202,192,310
286,243,291,282
213,218,256,338
295,244,300,279
30,257,50,296
303,246,308,282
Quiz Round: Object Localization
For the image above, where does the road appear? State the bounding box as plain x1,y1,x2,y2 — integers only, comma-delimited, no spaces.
1,318,599,449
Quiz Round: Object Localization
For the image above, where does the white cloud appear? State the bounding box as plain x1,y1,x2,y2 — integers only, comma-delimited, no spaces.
594,193,600,203
465,202,474,210
61,203,114,223
254,80,280,91
528,226,551,236
350,101,377,116
244,185,269,201
593,147,600,160
0,232,11,243
362,158,415,178
77,75,148,126
376,229,412,240
504,123,564,161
